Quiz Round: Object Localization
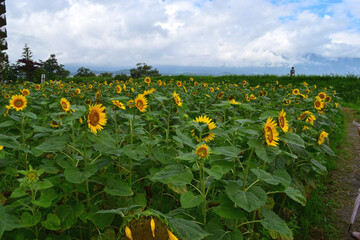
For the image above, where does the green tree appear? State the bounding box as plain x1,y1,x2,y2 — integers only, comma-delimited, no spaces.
16,43,42,82
130,63,160,79
99,72,113,77
40,54,70,80
74,67,96,77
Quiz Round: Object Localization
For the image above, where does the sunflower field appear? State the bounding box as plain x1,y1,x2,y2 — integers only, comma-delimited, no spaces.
0,77,341,240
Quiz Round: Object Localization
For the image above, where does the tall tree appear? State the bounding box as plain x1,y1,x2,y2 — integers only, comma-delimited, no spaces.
40,54,70,80
74,67,96,77
16,43,42,82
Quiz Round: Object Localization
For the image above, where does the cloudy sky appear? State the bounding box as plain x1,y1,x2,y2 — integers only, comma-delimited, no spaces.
4,0,360,72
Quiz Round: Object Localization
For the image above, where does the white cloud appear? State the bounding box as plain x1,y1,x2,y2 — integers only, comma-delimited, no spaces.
4,0,360,68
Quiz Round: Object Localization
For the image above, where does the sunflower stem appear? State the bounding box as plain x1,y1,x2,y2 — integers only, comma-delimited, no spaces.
21,114,28,170
242,148,254,190
83,130,90,208
114,109,119,147
129,108,136,185
199,158,207,227
166,103,173,149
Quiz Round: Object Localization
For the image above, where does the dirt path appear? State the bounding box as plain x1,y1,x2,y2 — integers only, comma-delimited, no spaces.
324,107,360,239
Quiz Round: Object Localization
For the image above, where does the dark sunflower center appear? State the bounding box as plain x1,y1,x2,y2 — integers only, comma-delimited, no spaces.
15,99,24,107
27,172,37,180
266,126,273,142
198,148,207,157
90,111,100,126
279,116,285,128
315,101,321,107
137,100,144,108
62,102,68,109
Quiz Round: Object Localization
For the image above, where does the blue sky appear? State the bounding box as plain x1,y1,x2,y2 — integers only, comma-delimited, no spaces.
4,0,360,74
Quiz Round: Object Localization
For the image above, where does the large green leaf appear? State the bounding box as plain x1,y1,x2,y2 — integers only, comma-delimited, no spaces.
0,134,21,149
213,146,242,158
21,211,42,227
280,132,305,148
260,208,293,239
64,165,98,184
205,218,243,240
41,213,61,231
35,135,70,152
122,145,147,160
0,204,5,238
226,182,267,212
212,195,245,219
180,191,203,208
104,179,133,197
284,187,306,206
173,129,196,148
248,139,272,163
150,164,193,186
169,218,209,240
251,169,283,185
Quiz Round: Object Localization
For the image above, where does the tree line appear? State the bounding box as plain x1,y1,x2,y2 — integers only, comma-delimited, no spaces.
1,44,161,83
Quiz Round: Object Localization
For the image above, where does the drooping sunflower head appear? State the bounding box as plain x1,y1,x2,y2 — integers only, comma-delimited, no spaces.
195,144,209,158
278,109,289,132
50,120,59,128
264,117,280,147
135,94,148,112
292,89,300,95
173,91,182,107
318,131,329,145
112,100,126,110
60,98,70,111
87,104,107,134
192,115,216,142
9,94,27,111
217,92,224,99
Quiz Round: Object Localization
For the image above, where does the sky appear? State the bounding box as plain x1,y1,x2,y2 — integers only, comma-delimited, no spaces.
4,0,360,74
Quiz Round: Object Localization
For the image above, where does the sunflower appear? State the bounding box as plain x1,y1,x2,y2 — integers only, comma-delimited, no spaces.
158,80,162,86
229,99,240,105
318,131,329,145
195,144,209,158
325,96,331,102
250,94,256,100
4,105,11,117
18,165,44,184
60,98,70,111
35,84,41,90
192,91,197,96
50,120,59,128
217,92,224,99
318,92,326,100
264,117,279,147
245,94,250,102
0,145,3,150
144,77,151,84
127,100,135,108
134,94,148,112
9,95,27,111
292,89,300,95
278,109,289,132
192,115,216,142
143,88,155,96
21,88,30,97
314,99,324,110
87,104,107,134
85,99,92,105
209,87,214,92
75,88,81,94
112,100,126,110
176,81,182,87
173,91,182,107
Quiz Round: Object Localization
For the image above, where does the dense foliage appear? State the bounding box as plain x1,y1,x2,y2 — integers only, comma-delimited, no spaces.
0,76,344,239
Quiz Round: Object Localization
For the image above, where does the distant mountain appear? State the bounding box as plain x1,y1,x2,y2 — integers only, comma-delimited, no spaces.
63,55,360,76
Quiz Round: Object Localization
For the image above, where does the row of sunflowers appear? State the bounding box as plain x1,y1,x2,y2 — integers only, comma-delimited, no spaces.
0,77,340,239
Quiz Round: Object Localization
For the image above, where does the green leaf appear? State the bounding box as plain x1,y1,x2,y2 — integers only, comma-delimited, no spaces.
88,211,115,231
251,169,282,185
205,218,243,240
169,218,210,240
97,205,143,217
35,135,70,152
122,145,147,160
280,132,305,148
0,134,21,149
150,164,193,186
21,211,41,227
22,111,37,119
10,186,27,198
104,179,133,197
180,191,203,208
310,159,327,175
0,204,5,238
226,183,267,212
173,129,196,148
0,120,15,128
273,170,292,188
212,195,245,219
260,208,293,239
213,146,241,158
320,144,336,156
258,110,279,120
4,214,22,232
248,139,272,163
284,187,306,206
64,165,98,184
33,180,53,190
31,189,58,208
41,213,61,231
56,204,77,230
